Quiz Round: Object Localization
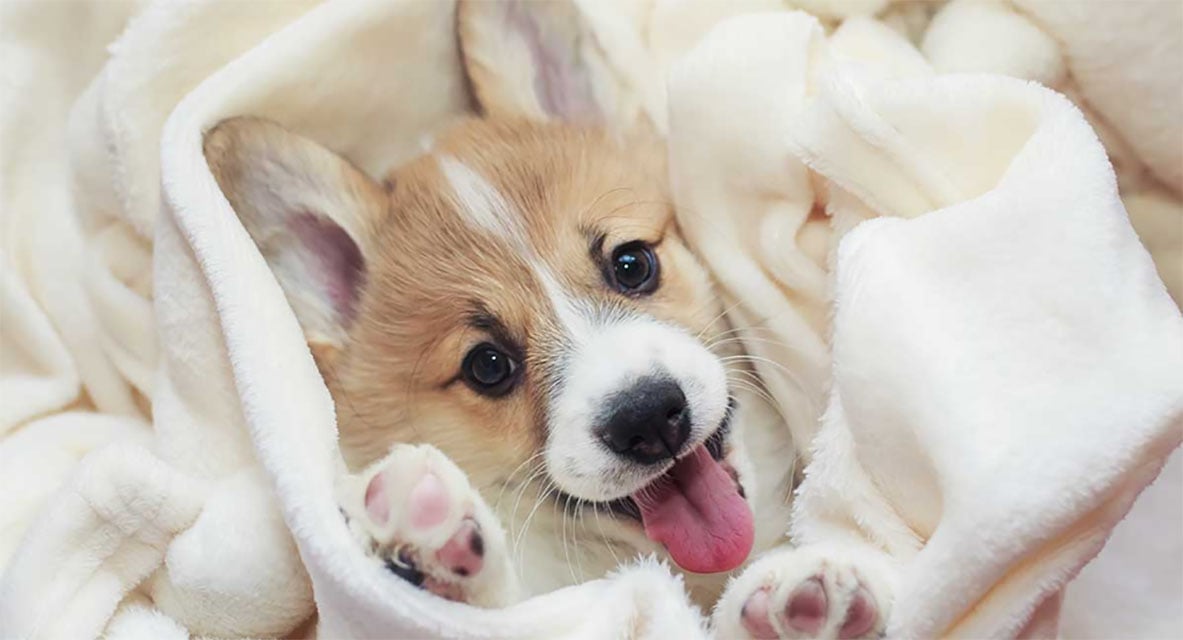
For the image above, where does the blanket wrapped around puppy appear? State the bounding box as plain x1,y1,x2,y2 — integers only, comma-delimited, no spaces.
1,1,1180,638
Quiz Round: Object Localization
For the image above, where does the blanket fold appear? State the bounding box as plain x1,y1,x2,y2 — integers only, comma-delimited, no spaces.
669,11,1183,638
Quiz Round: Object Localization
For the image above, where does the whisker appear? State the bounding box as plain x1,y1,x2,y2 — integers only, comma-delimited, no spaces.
509,465,549,558
571,497,588,583
515,479,557,562
707,335,808,356
695,298,747,343
700,324,804,350
726,377,779,411
721,354,819,419
591,503,622,567
493,451,545,511
562,495,576,584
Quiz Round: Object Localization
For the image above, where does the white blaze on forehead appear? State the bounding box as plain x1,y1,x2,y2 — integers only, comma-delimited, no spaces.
437,155,730,502
439,155,596,343
536,267,595,342
439,156,529,252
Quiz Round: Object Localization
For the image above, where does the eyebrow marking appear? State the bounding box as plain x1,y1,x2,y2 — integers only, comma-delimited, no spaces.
440,159,603,361
439,157,529,253
584,229,612,286
466,306,523,356
585,229,608,260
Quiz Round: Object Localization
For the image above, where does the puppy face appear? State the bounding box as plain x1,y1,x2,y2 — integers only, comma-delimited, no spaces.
335,120,729,499
206,115,751,571
205,0,755,576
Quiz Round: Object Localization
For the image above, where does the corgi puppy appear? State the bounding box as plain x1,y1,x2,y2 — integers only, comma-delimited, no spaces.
203,2,892,638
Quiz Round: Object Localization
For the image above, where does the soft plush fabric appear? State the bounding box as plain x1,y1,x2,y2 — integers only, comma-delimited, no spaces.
921,0,1183,307
668,12,1183,637
1,1,1180,638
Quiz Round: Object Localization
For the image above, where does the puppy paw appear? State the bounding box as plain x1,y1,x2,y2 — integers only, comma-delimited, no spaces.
340,444,518,607
714,545,891,639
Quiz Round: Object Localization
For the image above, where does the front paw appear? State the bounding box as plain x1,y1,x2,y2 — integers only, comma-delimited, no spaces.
340,444,518,607
714,545,891,639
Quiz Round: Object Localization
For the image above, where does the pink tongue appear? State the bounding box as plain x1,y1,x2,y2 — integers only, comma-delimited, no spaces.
633,444,754,574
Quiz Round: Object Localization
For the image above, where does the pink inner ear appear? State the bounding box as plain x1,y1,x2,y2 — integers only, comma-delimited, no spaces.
289,212,364,323
365,471,391,525
503,0,600,122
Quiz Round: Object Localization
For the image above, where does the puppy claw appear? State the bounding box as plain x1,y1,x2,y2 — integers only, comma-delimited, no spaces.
384,549,426,587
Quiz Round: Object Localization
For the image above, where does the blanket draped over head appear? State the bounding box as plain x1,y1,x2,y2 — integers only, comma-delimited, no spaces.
1,1,1180,638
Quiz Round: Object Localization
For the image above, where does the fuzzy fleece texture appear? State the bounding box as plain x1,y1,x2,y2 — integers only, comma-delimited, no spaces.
668,12,1183,637
0,1,1180,638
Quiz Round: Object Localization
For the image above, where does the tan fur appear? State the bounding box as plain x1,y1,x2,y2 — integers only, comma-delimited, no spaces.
336,120,724,491
206,116,727,499
201,0,773,603
204,118,385,348
197,3,867,623
458,1,602,122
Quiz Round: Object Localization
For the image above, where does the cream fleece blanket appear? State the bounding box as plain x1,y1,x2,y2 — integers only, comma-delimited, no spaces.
1,1,1180,638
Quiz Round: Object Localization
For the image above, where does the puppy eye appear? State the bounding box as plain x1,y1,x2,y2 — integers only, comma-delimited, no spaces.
610,241,659,294
462,343,519,396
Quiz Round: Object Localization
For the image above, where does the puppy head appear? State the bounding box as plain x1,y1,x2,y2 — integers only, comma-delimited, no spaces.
207,117,725,472
205,0,753,575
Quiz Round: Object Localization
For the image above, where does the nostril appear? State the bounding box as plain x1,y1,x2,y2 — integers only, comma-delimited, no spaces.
662,406,690,451
666,405,684,423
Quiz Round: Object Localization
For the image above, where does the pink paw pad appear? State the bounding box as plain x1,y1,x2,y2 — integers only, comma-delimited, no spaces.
740,586,779,640
364,471,391,525
364,469,453,531
407,471,451,530
741,575,879,639
436,517,485,578
837,586,877,640
786,576,828,635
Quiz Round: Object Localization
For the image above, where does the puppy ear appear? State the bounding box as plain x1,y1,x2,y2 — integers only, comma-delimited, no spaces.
458,0,616,123
203,117,385,351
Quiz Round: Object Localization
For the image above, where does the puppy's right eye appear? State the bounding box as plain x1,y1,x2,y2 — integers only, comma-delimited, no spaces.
609,241,659,295
462,343,519,396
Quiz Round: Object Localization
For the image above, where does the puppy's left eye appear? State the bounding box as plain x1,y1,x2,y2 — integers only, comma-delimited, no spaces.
462,343,519,397
610,241,659,294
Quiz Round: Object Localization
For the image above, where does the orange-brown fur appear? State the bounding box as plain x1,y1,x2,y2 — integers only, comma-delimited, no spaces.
200,1,890,627
205,111,750,600
322,119,725,492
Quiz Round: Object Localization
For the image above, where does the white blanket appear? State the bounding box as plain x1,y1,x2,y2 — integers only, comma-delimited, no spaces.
1,1,1180,638
668,14,1183,637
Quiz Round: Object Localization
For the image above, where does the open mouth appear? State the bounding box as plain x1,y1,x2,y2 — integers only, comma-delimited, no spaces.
601,412,739,520
562,399,754,574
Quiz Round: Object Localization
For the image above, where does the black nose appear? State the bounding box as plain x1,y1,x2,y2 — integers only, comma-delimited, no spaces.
598,376,690,464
